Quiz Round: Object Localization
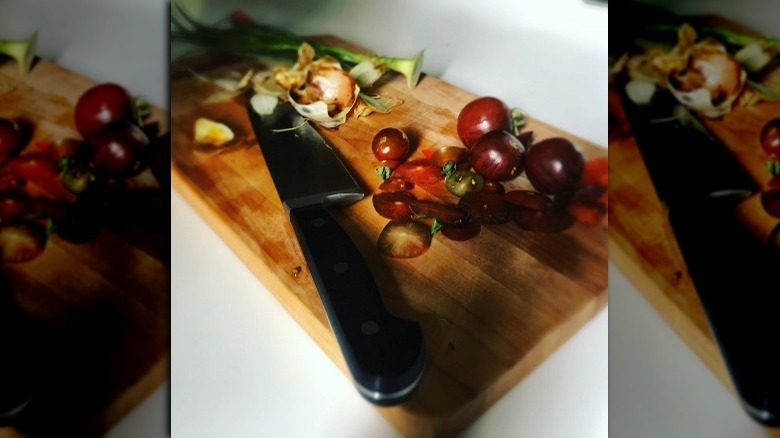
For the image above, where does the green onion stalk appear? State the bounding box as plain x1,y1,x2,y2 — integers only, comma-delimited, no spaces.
0,31,38,74
643,23,780,52
171,4,424,89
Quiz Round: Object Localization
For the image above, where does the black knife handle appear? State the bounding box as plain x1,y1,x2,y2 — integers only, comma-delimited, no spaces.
288,204,425,405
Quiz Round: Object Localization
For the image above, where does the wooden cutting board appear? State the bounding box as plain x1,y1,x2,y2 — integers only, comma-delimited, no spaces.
608,17,780,434
171,37,607,437
0,59,169,437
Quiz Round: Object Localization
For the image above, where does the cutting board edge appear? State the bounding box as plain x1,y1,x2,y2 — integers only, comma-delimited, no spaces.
428,289,608,437
85,354,169,436
607,232,733,393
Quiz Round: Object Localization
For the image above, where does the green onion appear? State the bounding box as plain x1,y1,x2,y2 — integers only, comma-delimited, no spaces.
171,4,424,89
643,23,780,51
0,31,38,74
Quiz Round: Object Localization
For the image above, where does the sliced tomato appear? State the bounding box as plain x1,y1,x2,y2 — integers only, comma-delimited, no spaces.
44,138,91,163
378,177,414,192
392,159,444,184
421,149,436,160
372,191,415,220
458,191,510,224
514,199,575,232
428,146,470,168
377,220,432,258
0,172,25,191
578,156,608,205
1,192,28,223
409,200,466,223
504,190,550,211
0,222,46,262
566,185,607,225
2,152,60,182
440,221,481,241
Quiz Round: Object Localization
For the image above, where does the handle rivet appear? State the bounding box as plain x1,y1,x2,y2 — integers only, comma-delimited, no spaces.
333,262,349,273
361,320,379,335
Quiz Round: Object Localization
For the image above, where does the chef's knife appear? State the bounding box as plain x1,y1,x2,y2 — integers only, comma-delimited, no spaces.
246,99,425,406
621,90,780,427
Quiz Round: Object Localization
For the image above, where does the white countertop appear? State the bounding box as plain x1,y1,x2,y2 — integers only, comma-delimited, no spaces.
5,1,608,436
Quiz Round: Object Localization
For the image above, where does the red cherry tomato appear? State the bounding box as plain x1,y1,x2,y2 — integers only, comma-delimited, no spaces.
372,127,410,163
457,96,513,148
525,137,584,195
469,131,524,181
90,120,150,176
760,118,780,158
0,118,24,162
74,83,134,140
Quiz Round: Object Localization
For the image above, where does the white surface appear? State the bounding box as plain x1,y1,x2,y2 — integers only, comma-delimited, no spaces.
170,0,607,437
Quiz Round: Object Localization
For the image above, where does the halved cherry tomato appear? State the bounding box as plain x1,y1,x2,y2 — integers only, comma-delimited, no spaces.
514,198,575,232
409,200,466,223
578,156,608,206
0,222,46,262
567,185,607,225
378,177,414,192
2,152,60,182
458,191,510,224
377,220,432,258
429,146,470,169
504,190,550,211
372,191,416,220
445,170,484,197
440,221,481,241
1,192,28,223
392,159,444,184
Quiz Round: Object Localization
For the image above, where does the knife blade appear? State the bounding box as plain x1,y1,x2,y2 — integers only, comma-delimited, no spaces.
621,90,780,426
247,99,425,406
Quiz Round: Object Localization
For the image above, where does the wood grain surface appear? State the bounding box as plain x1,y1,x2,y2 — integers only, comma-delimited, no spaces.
0,58,169,437
608,18,780,435
171,37,607,437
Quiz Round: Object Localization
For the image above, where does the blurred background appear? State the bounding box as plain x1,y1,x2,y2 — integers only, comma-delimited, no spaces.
609,1,779,437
